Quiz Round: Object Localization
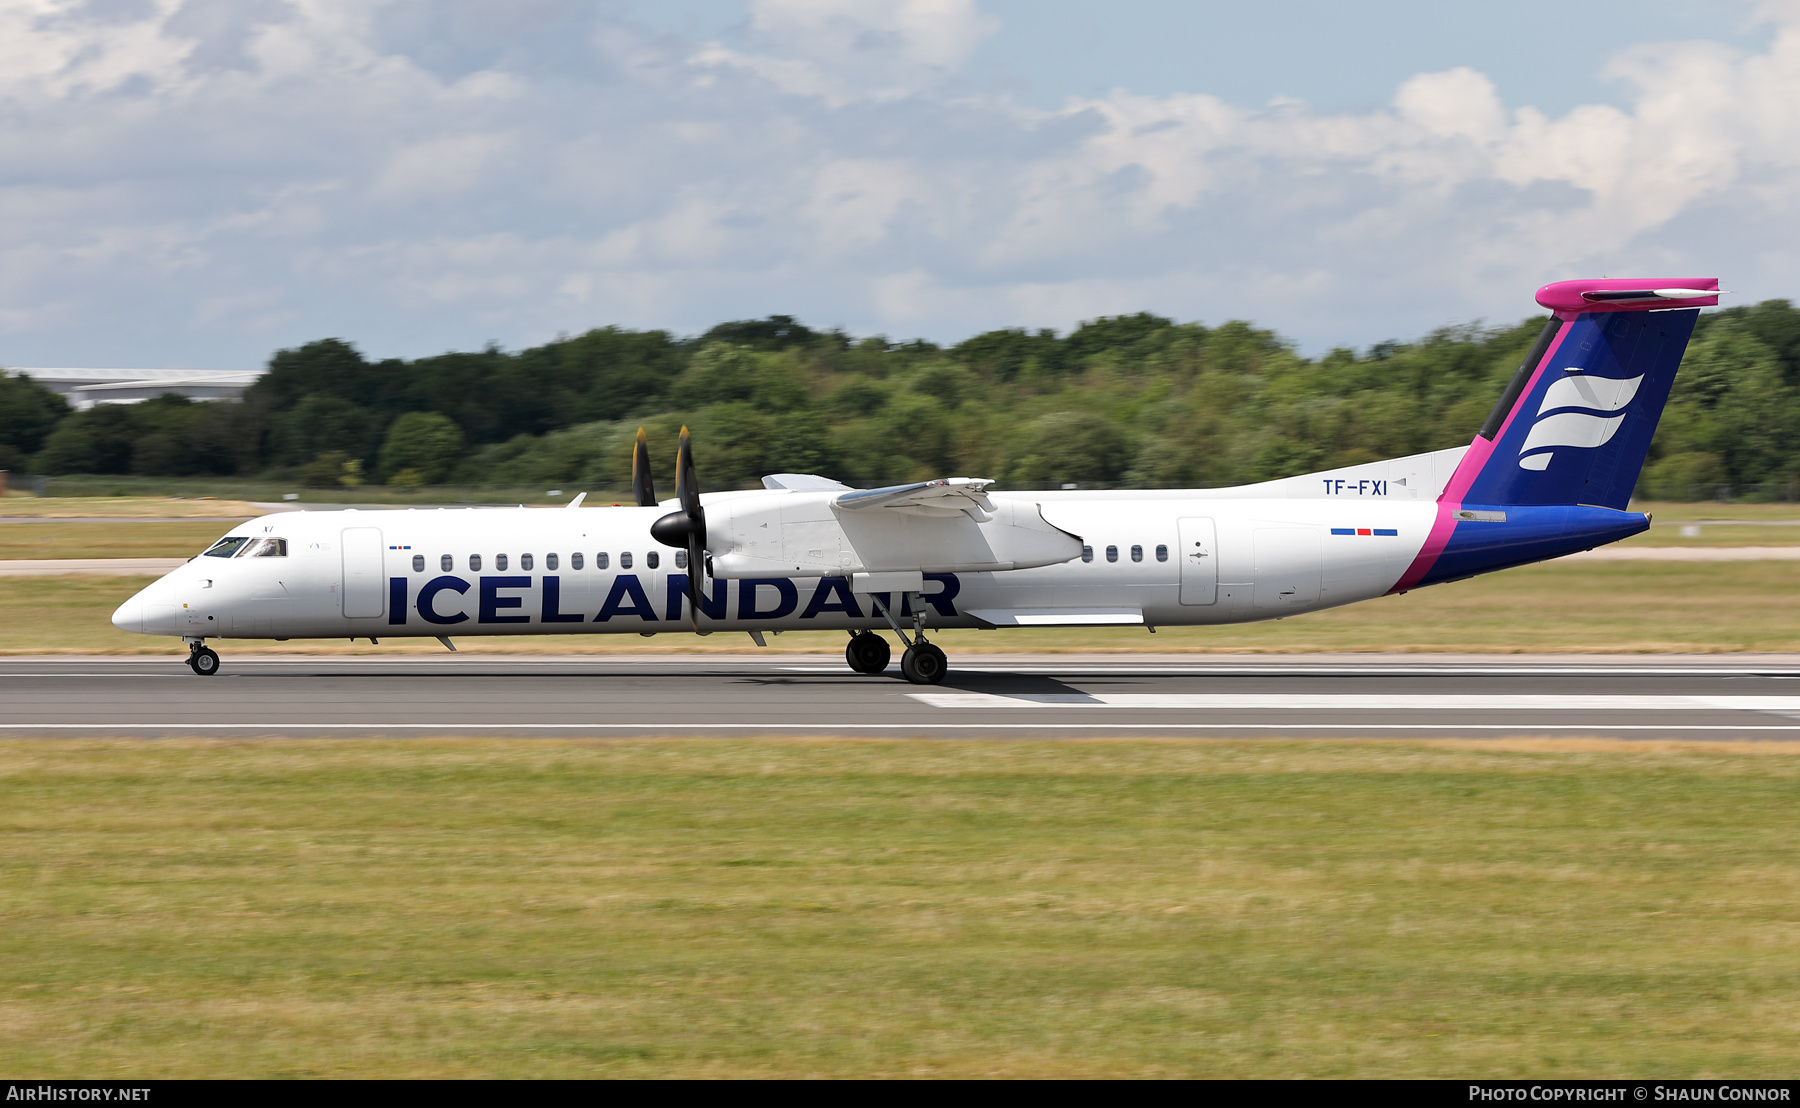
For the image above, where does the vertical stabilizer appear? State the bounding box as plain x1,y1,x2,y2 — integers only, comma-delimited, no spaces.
1391,278,1717,592
1451,278,1718,510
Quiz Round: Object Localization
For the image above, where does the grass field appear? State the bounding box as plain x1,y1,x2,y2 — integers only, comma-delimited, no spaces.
2,737,1796,1078
0,497,269,519
10,555,1800,655
0,520,241,559
1629,501,1800,522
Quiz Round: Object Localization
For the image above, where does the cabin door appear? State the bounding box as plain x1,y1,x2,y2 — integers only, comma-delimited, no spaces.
341,527,385,618
1177,517,1217,605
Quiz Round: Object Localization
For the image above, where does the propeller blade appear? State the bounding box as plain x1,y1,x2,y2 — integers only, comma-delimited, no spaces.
676,425,703,526
647,426,710,630
686,538,704,625
677,427,708,629
632,427,657,507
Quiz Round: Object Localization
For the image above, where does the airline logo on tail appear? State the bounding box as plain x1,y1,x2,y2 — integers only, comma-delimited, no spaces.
1516,370,1643,471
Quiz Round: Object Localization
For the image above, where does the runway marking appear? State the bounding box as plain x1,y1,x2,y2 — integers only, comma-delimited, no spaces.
7,668,1800,682
784,666,1800,678
0,673,188,678
2,723,1800,732
908,693,1800,712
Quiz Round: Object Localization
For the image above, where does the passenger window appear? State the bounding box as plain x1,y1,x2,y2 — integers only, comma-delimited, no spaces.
646,551,660,570
1155,544,1169,562
1106,545,1118,563
203,537,250,558
1131,545,1143,563
546,553,558,571
620,551,633,570
469,554,482,571
571,552,584,570
675,549,687,569
521,553,534,571
596,552,609,570
496,554,509,571
1082,545,1093,563
412,554,424,573
441,554,452,572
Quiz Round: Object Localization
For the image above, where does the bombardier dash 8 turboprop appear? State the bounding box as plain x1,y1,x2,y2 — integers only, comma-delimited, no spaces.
113,277,1719,682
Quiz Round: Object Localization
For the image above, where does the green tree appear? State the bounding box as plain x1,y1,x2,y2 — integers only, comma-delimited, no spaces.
268,395,380,468
1005,411,1131,489
35,405,137,474
0,371,70,470
378,411,465,484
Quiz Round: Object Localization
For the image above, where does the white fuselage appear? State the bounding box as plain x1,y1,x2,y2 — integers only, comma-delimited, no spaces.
112,491,1443,641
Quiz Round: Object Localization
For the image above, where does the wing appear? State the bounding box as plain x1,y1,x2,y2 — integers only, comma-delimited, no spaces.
833,477,995,520
761,473,853,491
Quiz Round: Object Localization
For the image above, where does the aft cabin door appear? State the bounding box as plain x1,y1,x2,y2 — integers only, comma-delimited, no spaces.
341,527,384,618
1177,517,1217,605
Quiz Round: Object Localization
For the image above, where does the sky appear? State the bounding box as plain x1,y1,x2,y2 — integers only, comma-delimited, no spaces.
1,0,1796,370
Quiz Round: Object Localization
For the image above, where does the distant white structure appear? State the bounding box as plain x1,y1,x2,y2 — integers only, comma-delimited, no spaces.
7,368,263,410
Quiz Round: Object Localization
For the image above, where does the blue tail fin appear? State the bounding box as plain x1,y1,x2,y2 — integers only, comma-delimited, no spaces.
1390,278,1718,592
1460,278,1717,510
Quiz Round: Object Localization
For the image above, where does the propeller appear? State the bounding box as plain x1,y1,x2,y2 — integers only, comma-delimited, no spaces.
631,427,657,507
649,426,708,626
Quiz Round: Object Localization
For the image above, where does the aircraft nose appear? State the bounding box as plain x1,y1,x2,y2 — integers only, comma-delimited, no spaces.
111,598,141,634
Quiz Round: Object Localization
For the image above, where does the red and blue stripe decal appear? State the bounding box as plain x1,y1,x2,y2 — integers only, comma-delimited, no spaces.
1331,527,1398,536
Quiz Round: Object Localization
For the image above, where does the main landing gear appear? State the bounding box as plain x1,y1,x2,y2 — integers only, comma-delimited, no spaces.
848,593,949,686
185,639,220,676
845,631,890,674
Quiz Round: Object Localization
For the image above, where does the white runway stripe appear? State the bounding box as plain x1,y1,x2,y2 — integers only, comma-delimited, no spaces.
909,693,1800,712
1,722,1800,732
783,665,1800,677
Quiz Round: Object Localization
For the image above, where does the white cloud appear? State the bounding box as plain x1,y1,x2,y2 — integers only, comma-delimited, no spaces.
692,0,1000,103
0,0,1798,370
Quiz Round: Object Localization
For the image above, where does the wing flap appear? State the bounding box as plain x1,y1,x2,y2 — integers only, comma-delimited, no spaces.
834,477,995,519
762,473,852,491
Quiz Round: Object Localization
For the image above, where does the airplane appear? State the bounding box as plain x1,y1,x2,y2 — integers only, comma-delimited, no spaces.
111,277,1720,682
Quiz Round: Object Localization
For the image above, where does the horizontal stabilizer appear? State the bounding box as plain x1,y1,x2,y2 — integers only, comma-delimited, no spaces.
1536,278,1719,313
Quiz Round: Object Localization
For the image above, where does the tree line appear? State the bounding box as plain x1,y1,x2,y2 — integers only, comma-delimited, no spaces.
3,303,1799,499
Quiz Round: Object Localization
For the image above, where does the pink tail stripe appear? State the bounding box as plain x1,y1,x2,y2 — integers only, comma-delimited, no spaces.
1388,320,1573,593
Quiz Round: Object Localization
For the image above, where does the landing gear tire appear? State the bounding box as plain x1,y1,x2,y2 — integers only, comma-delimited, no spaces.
845,632,891,674
899,642,947,685
188,647,220,676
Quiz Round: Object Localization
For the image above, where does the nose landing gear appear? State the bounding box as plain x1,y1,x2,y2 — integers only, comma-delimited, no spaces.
185,639,221,676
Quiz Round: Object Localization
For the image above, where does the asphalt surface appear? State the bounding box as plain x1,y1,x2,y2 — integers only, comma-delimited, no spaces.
5,653,1800,739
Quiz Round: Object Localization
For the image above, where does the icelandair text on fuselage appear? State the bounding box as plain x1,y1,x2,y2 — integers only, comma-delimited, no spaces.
1471,1089,1791,1102
7,1089,150,1102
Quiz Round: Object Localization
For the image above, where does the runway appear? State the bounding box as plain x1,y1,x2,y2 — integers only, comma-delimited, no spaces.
6,653,1800,739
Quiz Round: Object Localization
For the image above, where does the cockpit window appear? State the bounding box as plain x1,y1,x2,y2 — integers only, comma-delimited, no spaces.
203,537,250,558
240,537,288,558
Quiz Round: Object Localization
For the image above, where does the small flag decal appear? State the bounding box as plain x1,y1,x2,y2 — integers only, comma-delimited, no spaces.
1331,528,1398,537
